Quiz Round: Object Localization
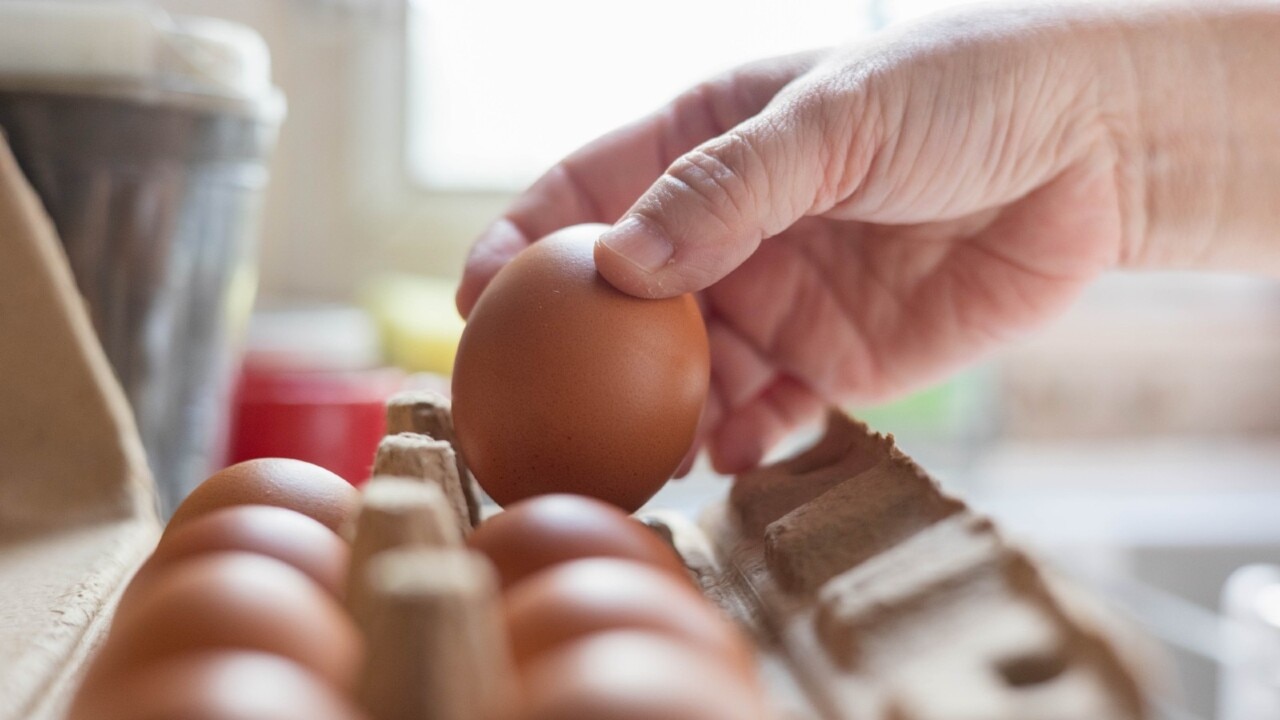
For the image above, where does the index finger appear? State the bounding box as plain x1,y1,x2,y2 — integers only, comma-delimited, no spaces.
455,51,823,317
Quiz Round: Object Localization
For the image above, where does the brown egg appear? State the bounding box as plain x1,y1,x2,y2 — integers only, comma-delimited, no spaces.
167,458,359,535
452,223,709,511
520,631,765,720
467,494,688,589
89,552,362,691
69,650,368,720
121,505,349,610
503,558,754,675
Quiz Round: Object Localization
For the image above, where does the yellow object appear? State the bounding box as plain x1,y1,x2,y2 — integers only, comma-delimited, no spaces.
363,274,465,375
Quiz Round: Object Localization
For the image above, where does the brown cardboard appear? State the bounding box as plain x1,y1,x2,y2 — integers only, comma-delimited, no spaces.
0,134,160,720
764,454,965,594
346,476,464,627
355,548,518,720
385,391,482,527
373,433,472,536
0,133,154,530
690,409,1154,720
729,411,888,537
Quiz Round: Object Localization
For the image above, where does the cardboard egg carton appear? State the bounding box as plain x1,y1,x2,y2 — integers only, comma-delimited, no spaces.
642,411,1158,720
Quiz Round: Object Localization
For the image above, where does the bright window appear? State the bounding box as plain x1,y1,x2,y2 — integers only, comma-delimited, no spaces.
405,0,887,190
405,0,999,190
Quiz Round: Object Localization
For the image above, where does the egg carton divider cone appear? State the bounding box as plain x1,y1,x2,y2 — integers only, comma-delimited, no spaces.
346,468,519,720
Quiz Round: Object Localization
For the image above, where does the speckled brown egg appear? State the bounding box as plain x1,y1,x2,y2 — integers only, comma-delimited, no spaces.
503,558,754,675
520,631,765,720
466,494,688,589
166,458,359,535
121,505,349,608
68,650,368,720
452,224,709,511
91,553,362,691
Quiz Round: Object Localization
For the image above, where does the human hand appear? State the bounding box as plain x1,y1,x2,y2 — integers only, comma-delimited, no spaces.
457,2,1280,473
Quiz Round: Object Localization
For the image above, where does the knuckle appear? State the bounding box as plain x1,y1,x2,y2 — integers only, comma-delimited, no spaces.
666,81,719,133
818,89,890,211
784,71,882,211
663,74,748,151
663,131,768,231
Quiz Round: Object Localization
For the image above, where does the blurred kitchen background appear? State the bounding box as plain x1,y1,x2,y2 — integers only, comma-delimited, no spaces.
3,0,1279,718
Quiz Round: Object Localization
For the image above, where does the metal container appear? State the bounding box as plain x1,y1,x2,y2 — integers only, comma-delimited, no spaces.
0,2,284,514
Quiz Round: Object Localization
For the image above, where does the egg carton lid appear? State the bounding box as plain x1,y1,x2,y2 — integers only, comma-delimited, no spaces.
0,1,282,118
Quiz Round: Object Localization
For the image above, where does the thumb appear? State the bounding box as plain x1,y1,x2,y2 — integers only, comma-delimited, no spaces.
593,104,833,298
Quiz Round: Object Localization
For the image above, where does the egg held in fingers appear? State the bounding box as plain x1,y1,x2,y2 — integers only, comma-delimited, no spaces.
452,224,709,512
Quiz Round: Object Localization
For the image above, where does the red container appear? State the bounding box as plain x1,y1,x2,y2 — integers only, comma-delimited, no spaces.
228,362,406,486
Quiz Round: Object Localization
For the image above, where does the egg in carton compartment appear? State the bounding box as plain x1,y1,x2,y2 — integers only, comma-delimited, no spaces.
1,123,1164,718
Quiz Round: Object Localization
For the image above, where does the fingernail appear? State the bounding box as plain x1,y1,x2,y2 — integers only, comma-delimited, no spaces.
598,216,674,272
